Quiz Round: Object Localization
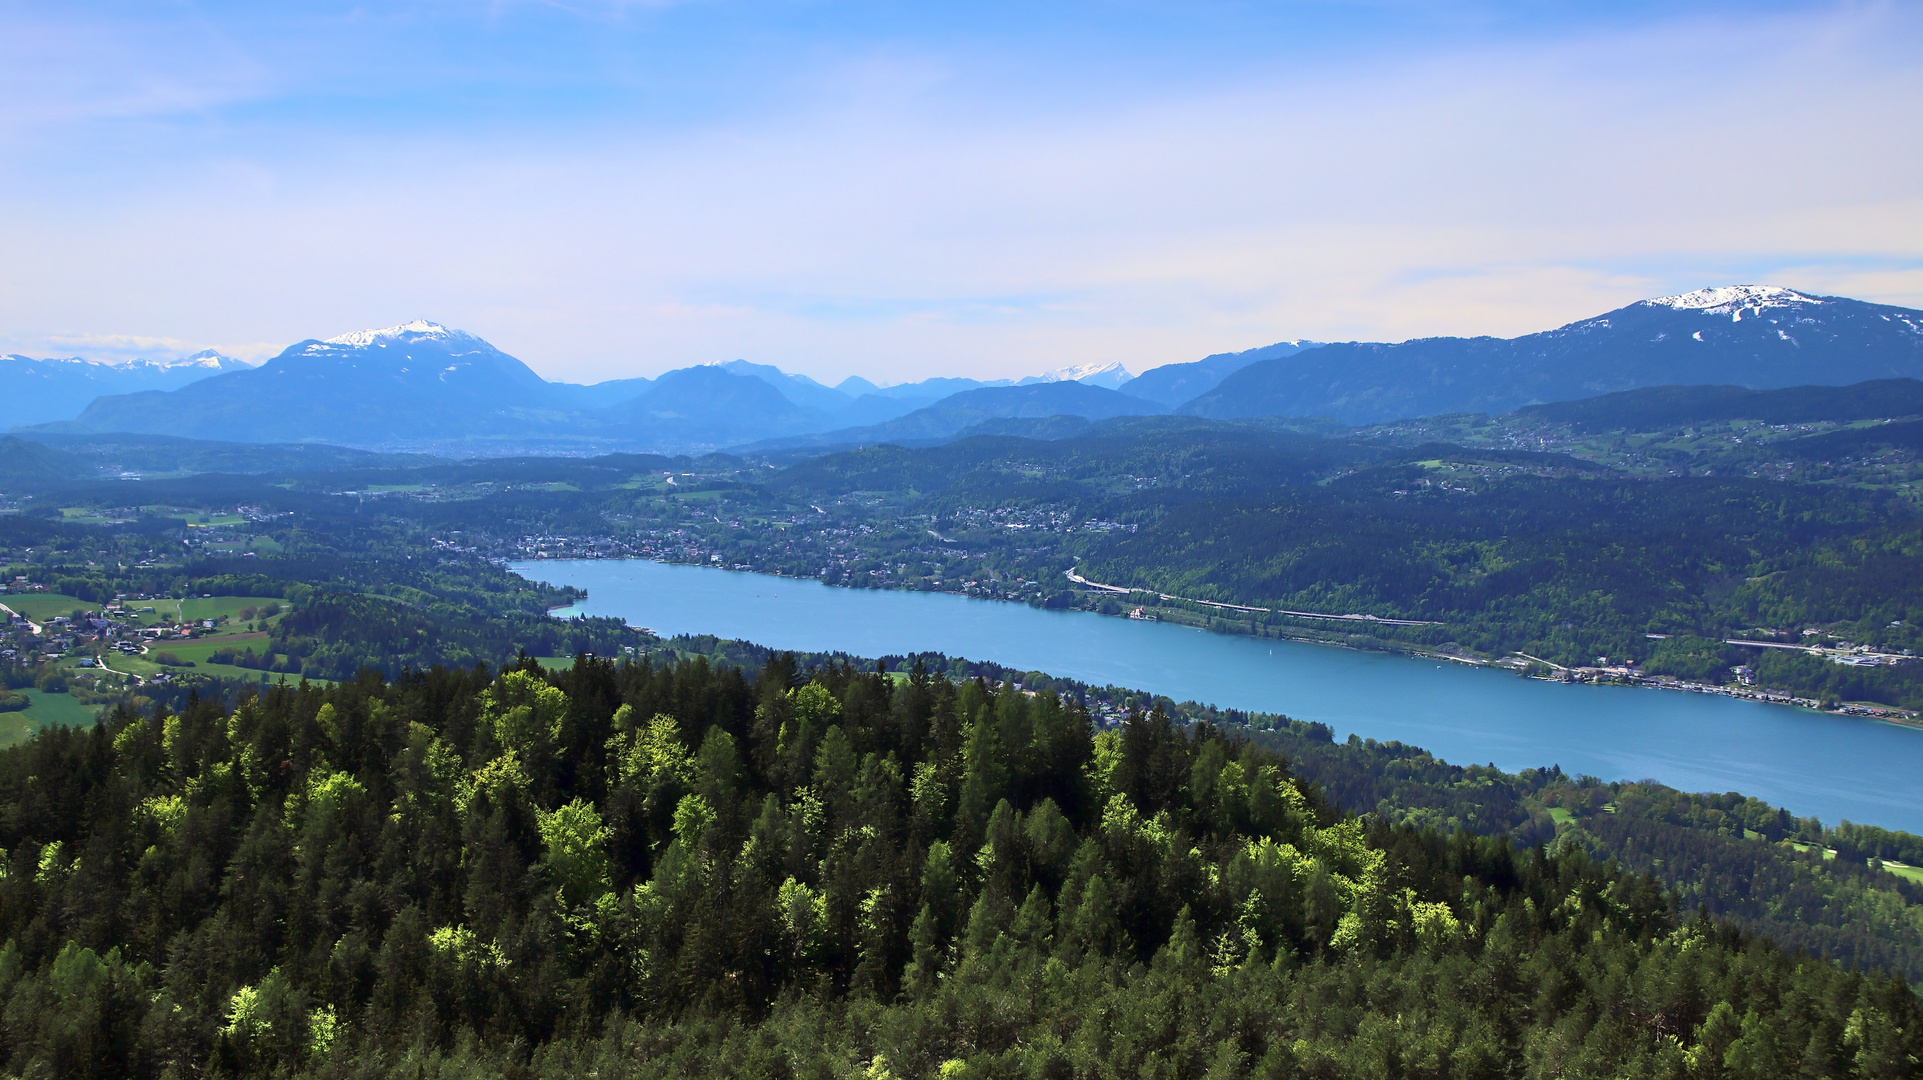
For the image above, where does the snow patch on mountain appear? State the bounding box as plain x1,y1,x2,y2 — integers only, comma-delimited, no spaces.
0,350,247,371
1642,286,1821,317
1020,361,1134,390
166,349,249,370
322,320,462,347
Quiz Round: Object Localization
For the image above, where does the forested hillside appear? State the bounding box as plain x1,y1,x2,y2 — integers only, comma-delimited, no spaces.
16,405,1923,708
0,654,1917,1077
1240,719,1923,985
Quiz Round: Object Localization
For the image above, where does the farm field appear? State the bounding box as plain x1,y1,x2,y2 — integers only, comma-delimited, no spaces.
205,536,284,554
108,655,323,687
0,593,91,622
4,593,287,627
111,630,328,685
146,596,287,624
143,632,271,666
0,689,100,746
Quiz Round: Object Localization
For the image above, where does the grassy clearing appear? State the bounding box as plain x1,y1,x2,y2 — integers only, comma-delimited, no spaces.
194,665,318,686
533,656,576,671
56,508,141,525
2,594,93,622
0,690,101,745
205,536,284,555
160,596,286,623
1785,840,1838,860
171,664,326,687
3,594,288,626
147,632,271,665
119,632,329,685
1547,807,1576,827
1882,861,1923,885
0,712,35,748
109,649,324,687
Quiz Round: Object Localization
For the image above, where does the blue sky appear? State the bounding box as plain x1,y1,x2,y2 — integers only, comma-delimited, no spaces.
1,0,1918,384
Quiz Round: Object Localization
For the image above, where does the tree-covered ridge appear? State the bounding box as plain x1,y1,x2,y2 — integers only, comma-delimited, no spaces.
1239,721,1923,985
0,656,1917,1078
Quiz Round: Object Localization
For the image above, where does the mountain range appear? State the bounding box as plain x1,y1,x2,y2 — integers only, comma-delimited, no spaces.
0,350,253,427
742,382,1168,452
1121,339,1321,407
12,285,1923,455
1179,286,1923,424
16,323,1192,454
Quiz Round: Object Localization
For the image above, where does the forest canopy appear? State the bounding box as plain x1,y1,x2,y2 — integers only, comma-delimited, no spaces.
0,654,1915,1079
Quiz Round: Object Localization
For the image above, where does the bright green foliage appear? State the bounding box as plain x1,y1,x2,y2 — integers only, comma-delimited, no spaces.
538,798,613,906
609,711,695,789
1248,720,1923,983
0,654,1913,1078
482,667,569,754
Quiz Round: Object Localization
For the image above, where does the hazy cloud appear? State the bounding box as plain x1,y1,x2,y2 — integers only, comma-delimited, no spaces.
0,0,1916,383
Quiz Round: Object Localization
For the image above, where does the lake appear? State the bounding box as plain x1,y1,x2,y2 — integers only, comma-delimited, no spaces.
521,559,1923,834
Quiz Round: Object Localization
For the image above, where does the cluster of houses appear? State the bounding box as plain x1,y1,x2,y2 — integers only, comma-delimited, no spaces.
0,584,217,670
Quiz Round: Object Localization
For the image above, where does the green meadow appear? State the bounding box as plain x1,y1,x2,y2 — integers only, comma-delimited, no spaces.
0,689,101,747
1884,861,1923,885
0,593,92,621
115,629,326,685
146,595,288,623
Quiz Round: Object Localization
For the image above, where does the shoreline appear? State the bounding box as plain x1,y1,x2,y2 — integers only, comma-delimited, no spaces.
513,555,1922,730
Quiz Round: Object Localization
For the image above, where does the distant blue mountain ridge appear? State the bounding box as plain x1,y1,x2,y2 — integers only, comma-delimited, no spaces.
13,285,1922,454
11,321,1213,453
0,350,254,428
1179,286,1923,424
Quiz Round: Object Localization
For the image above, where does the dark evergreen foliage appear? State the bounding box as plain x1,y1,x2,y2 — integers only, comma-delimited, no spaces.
0,656,1915,1078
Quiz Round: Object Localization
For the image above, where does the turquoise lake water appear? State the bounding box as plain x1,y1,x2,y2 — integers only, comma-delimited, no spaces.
522,559,1923,833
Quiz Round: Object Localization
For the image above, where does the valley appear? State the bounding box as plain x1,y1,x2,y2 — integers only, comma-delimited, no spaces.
16,4,1923,1072
16,361,1923,720
4,311,1923,1074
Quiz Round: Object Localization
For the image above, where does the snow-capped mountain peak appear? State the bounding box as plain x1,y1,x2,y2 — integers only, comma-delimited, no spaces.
161,349,247,370
0,349,246,371
1020,361,1134,390
321,320,463,348
1642,285,1821,318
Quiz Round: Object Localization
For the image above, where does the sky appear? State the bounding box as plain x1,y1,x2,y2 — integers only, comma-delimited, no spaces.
1,0,1919,385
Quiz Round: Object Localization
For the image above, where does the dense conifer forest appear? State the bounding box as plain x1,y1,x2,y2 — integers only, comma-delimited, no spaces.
1,654,1918,1078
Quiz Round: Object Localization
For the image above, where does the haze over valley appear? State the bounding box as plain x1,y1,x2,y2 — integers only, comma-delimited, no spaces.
5,0,1923,1075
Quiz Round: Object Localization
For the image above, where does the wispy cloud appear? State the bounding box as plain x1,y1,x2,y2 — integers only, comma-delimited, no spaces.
0,330,280,364
0,0,1916,383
